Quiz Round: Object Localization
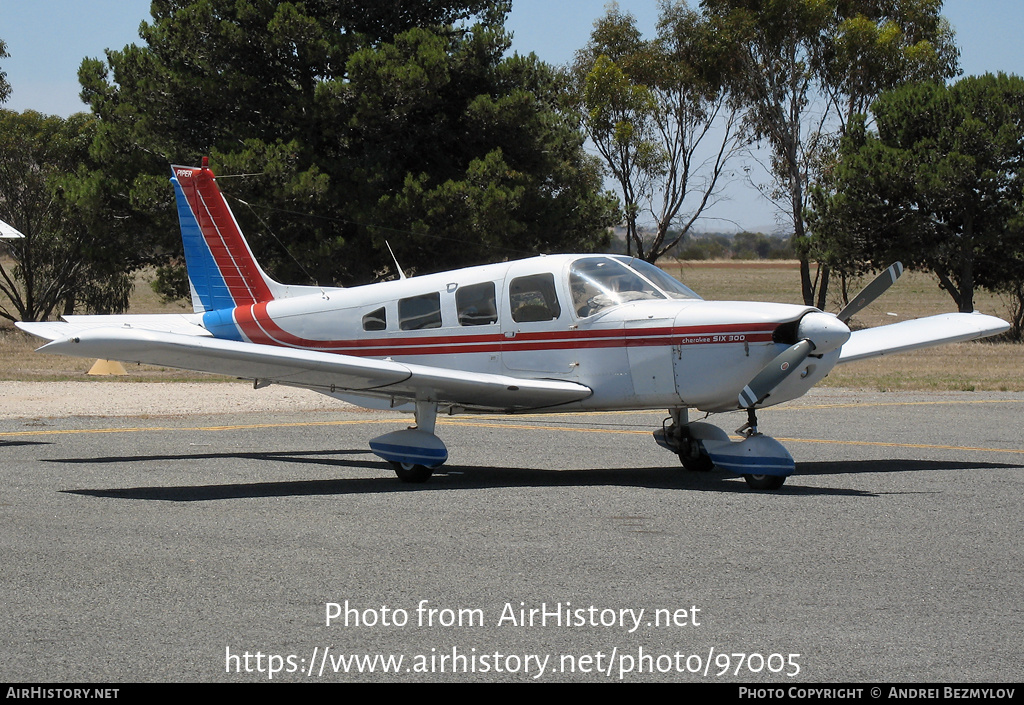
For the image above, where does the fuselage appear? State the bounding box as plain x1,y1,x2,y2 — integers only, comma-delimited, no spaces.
203,254,840,413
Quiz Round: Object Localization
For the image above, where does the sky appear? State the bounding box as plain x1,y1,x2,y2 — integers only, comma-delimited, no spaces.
1,0,1022,231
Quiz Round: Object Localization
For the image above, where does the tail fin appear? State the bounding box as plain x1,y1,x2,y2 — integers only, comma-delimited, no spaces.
170,159,280,313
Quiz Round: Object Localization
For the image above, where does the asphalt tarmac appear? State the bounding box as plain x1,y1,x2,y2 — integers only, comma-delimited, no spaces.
2,389,1022,683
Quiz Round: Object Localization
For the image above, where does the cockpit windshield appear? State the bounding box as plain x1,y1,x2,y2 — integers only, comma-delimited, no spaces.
618,257,702,301
569,256,701,318
570,258,663,316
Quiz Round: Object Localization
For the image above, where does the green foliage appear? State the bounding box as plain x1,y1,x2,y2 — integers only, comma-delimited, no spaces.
0,110,134,321
340,27,617,271
809,73,1024,316
731,231,796,259
79,0,617,290
665,230,795,260
823,0,959,119
0,39,10,104
572,2,742,263
700,0,960,306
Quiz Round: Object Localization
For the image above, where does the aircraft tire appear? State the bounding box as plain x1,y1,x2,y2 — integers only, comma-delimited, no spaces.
743,474,786,490
391,462,434,483
678,439,715,472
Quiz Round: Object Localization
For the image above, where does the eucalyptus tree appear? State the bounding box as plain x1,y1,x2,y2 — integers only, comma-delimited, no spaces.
573,1,743,262
701,0,959,307
0,110,134,321
0,39,10,104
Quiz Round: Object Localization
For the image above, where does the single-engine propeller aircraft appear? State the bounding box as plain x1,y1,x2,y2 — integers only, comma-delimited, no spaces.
17,160,1010,489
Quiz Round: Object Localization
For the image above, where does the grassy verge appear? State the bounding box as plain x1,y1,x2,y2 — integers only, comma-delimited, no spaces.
822,341,1023,392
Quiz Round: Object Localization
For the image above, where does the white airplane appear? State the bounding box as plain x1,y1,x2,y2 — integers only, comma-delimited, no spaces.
17,160,1010,489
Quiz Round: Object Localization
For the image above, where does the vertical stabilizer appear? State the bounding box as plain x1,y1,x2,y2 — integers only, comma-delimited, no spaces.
170,160,278,313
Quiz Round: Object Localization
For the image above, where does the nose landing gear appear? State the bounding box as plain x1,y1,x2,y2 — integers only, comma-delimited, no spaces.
655,407,792,490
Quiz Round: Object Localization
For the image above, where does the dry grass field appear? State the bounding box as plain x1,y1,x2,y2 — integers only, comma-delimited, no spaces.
1,262,1021,391
0,269,223,382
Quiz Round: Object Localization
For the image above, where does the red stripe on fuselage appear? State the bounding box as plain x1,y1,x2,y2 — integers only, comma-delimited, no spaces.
229,306,776,356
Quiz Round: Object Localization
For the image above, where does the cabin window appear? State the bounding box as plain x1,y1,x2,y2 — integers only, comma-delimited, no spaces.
456,282,497,326
362,307,387,331
399,292,442,330
509,273,561,323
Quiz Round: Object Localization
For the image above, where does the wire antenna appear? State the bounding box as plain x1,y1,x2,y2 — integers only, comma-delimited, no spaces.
385,241,408,280
228,194,321,287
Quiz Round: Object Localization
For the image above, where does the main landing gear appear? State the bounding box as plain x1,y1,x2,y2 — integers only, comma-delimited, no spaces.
655,409,716,473
742,473,786,491
390,460,434,483
369,400,448,483
655,407,792,490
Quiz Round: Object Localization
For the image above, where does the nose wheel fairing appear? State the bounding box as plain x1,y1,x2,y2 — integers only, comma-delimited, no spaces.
655,415,795,490
700,434,795,478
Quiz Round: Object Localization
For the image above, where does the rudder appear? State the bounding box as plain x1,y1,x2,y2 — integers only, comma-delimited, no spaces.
170,159,277,313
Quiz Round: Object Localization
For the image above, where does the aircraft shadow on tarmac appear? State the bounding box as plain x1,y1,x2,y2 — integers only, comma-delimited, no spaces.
796,457,1023,476
52,447,1022,502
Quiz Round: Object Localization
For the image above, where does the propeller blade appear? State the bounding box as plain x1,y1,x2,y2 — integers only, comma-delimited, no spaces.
837,262,904,323
738,339,814,409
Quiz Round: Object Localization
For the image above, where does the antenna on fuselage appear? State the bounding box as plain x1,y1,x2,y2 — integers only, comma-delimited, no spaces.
385,241,408,280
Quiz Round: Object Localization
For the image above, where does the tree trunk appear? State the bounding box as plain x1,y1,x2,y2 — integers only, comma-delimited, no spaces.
959,214,975,313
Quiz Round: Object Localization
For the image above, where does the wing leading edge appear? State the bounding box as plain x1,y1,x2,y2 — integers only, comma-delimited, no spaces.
28,326,593,412
837,312,1009,363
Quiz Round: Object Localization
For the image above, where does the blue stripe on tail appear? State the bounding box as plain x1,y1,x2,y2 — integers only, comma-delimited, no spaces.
171,175,235,314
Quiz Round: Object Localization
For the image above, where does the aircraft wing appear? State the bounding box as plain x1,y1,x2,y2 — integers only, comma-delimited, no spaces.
837,312,1009,363
22,326,593,412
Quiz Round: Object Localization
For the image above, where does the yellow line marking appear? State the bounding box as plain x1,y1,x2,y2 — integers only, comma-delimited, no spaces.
3,414,1021,456
466,397,1024,420
779,398,1024,411
0,418,407,437
4,396,1021,438
440,419,651,435
445,422,1024,455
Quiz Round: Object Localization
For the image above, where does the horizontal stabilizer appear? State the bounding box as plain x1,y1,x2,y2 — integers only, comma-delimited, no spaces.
31,327,593,412
838,312,1009,364
17,314,211,342
0,219,25,239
